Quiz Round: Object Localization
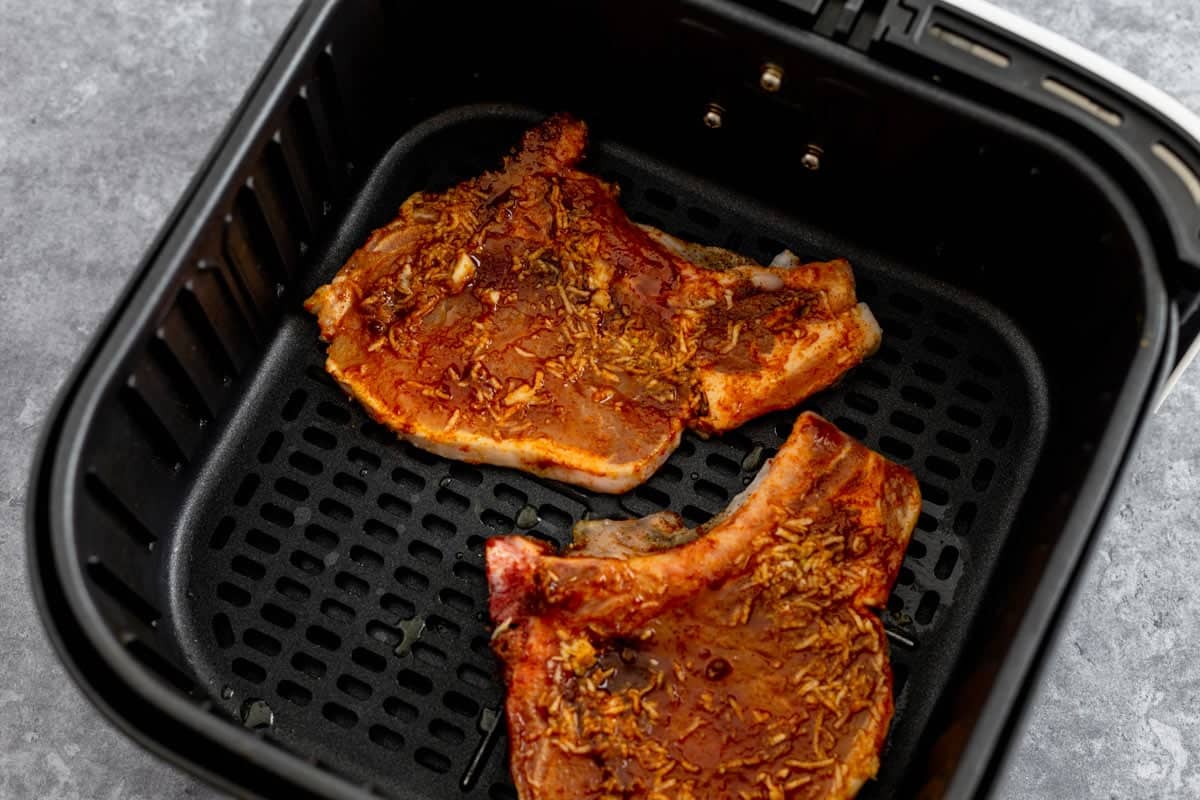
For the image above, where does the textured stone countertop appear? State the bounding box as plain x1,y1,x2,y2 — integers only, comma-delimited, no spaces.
3,1,1199,798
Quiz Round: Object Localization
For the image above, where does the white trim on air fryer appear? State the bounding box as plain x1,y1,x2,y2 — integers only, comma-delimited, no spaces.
944,0,1200,407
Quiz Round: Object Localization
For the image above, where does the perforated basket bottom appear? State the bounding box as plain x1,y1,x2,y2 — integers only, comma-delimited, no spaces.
174,109,1046,800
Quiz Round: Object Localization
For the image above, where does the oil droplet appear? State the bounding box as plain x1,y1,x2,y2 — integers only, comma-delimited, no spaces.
704,658,733,681
220,685,234,700
239,698,274,730
515,505,540,529
359,468,369,478
393,617,426,657
690,472,699,481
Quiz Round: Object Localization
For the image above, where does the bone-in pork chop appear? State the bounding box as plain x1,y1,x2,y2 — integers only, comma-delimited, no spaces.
305,115,880,492
487,412,921,799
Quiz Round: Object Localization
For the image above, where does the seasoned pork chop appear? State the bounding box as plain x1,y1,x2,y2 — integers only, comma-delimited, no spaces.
306,115,880,492
487,413,921,800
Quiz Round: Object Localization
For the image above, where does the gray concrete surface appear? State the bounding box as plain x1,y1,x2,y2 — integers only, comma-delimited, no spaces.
1,1,1198,798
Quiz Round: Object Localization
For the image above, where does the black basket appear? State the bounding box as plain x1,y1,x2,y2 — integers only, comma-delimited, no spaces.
28,1,1200,798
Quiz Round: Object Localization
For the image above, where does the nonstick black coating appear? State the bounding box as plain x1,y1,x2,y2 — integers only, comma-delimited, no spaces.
171,107,1048,799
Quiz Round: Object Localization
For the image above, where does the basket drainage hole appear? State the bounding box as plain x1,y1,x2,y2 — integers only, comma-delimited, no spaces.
458,664,492,690
415,747,452,774
350,545,384,571
261,502,294,528
973,459,996,491
233,475,260,507
257,431,284,464
915,591,940,625
281,389,307,421
321,597,356,623
936,430,971,454
413,641,447,666
335,571,370,597
292,651,327,679
275,476,308,502
306,624,341,651
443,689,480,718
845,392,878,415
289,450,323,475
890,410,924,435
209,516,236,550
385,696,419,722
290,550,324,576
337,674,373,701
481,510,515,532
352,647,388,674
232,658,266,685
304,523,339,553
302,426,337,450
365,518,399,544
833,416,867,440
934,546,960,580
277,679,312,707
954,503,977,536
878,436,913,461
261,602,296,629
380,592,415,619
379,493,413,518
431,718,466,744
436,487,470,512
244,628,281,657
399,669,434,695
439,588,474,613
231,555,266,581
334,472,367,496
348,446,382,471
396,567,429,591
217,582,251,608
370,724,404,751
322,701,359,729
410,540,443,564
319,497,352,523
316,401,352,425
212,613,235,648
947,405,982,429
275,575,310,601
450,463,483,486
245,528,281,555
693,480,729,504
705,453,740,477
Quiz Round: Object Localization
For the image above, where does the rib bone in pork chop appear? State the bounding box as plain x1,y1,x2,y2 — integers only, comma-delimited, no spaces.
305,115,881,492
487,412,921,800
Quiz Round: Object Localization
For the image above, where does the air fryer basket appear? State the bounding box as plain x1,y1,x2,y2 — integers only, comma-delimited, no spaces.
28,1,1200,799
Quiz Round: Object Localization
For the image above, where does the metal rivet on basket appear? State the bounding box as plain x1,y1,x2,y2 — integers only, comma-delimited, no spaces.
760,63,784,92
801,144,823,171
703,103,724,129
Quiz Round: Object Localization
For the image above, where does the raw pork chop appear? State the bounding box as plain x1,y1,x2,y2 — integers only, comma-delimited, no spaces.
306,114,880,492
487,412,921,799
